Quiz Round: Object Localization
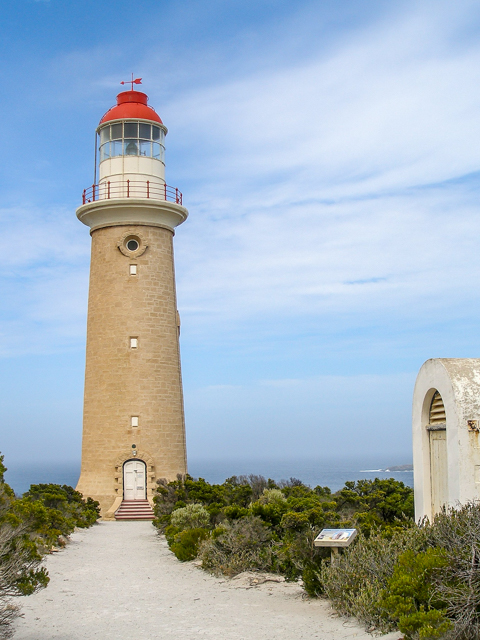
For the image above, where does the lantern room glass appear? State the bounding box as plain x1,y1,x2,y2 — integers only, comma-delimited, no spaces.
99,121,165,162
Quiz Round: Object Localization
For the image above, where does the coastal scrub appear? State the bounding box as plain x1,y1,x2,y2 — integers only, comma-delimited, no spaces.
0,454,100,638
153,473,414,593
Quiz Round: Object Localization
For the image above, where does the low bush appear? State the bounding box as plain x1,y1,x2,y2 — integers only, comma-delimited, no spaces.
380,548,451,639
170,504,210,531
0,454,99,638
199,516,273,577
334,478,415,536
302,562,324,598
153,474,255,531
427,502,480,640
0,499,49,636
170,527,210,562
322,502,480,639
258,489,287,505
21,484,99,548
321,525,427,633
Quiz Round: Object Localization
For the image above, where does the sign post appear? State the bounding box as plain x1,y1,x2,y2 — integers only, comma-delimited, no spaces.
313,528,357,565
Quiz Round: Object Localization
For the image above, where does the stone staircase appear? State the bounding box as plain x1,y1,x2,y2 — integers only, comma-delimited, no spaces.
114,499,155,520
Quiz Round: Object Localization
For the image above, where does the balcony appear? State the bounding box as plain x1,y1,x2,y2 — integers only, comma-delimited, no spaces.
82,180,183,206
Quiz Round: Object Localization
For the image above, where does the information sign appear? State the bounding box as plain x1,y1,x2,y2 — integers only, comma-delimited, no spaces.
314,528,357,548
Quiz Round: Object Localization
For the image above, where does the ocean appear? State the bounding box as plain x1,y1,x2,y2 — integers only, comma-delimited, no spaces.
4,456,413,496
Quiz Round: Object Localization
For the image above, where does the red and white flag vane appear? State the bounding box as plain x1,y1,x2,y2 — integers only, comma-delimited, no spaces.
121,74,142,91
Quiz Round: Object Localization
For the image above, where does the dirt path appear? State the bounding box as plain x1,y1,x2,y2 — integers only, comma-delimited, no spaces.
13,521,401,640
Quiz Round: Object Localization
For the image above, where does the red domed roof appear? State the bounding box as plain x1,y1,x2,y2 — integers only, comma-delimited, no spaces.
99,90,163,125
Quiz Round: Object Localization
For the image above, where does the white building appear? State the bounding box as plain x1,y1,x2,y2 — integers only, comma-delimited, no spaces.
412,358,480,521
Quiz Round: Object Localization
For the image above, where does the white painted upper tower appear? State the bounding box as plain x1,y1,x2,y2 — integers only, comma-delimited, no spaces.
77,81,187,232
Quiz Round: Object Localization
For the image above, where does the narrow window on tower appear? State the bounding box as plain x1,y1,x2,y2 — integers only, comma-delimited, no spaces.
131,416,139,428
130,264,137,275
130,337,138,349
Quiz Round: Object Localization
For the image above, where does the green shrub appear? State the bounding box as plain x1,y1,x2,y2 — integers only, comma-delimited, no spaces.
250,500,288,527
395,609,453,640
18,484,99,550
427,502,480,639
170,504,210,531
170,528,210,562
223,505,249,520
380,548,451,639
314,485,332,498
0,457,50,634
280,511,310,531
274,524,330,583
335,478,414,536
321,526,427,633
164,524,180,546
153,474,255,530
200,516,274,577
302,562,324,597
258,489,286,505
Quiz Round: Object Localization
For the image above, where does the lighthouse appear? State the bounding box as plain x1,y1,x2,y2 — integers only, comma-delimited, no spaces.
76,81,188,519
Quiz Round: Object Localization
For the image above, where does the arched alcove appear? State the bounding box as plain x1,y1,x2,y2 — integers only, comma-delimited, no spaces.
427,390,448,515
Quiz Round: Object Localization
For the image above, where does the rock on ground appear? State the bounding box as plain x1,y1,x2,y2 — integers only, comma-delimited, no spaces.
13,521,402,640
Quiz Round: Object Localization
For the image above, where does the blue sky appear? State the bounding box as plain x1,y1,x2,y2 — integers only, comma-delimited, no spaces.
1,0,480,467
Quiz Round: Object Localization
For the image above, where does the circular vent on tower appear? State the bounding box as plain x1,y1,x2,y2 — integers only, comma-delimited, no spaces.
117,233,148,258
126,238,139,252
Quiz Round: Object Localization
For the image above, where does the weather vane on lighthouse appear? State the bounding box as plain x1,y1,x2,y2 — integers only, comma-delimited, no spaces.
120,73,142,91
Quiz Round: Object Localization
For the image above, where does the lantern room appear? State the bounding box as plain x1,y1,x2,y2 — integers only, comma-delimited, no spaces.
96,90,168,200
98,121,165,163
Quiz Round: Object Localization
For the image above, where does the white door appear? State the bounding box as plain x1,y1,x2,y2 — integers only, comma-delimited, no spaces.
429,429,448,515
123,460,146,500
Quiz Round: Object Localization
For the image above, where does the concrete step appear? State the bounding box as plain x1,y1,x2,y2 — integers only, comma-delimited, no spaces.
115,500,155,521
115,515,154,520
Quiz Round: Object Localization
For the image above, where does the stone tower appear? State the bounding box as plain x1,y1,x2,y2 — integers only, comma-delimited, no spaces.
76,85,188,519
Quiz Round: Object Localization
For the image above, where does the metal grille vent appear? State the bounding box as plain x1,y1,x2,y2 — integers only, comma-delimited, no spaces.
429,391,446,425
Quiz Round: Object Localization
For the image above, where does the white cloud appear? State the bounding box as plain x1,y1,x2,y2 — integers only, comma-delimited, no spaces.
2,1,480,371
0,206,89,356
145,2,480,351
174,187,480,349
162,4,480,198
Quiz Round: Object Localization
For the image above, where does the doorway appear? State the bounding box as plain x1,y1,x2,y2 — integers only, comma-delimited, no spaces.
429,430,447,514
123,460,146,500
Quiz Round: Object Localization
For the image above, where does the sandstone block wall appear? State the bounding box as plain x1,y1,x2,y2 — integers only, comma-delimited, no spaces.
76,223,187,516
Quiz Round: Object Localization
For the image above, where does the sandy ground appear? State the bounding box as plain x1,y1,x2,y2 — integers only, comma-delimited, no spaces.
13,521,402,640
